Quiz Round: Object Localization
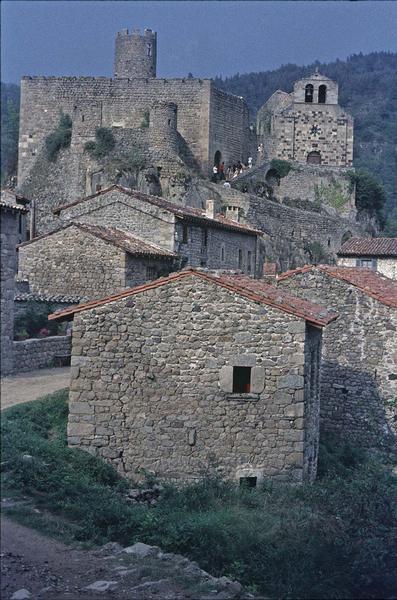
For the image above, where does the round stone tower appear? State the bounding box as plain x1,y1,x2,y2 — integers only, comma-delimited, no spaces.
149,102,178,155
114,28,157,78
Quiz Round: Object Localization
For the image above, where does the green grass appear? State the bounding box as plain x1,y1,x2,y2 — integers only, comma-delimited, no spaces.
2,392,397,599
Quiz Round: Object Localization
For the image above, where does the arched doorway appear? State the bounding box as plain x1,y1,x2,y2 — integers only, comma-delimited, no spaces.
265,168,280,187
307,151,321,165
318,84,327,104
214,150,222,167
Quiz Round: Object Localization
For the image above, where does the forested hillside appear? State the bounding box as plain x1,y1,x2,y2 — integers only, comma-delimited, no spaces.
215,52,397,232
2,52,397,231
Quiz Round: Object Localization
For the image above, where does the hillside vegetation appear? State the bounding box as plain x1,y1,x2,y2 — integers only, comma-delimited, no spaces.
2,52,397,231
2,392,397,599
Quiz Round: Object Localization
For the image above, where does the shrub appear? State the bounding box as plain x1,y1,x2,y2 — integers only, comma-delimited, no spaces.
304,241,329,264
2,396,396,598
84,127,116,159
14,302,65,340
349,169,386,225
140,110,150,128
44,113,72,162
269,159,294,179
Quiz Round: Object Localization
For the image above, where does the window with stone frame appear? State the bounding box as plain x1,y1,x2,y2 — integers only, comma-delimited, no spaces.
219,361,265,397
357,258,377,270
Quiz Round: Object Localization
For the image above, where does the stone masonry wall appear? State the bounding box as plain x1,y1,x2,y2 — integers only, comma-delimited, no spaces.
13,335,71,373
175,221,258,275
1,210,18,376
18,226,127,300
68,276,320,483
58,191,176,251
279,270,397,448
337,257,397,281
209,87,249,171
18,77,214,184
271,103,354,167
218,187,364,271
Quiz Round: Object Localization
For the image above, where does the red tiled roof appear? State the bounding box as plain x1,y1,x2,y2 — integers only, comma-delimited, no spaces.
52,185,262,236
338,237,397,257
18,222,177,258
278,265,397,308
49,268,338,327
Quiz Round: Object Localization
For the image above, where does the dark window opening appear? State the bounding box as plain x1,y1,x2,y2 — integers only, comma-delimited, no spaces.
307,151,321,165
238,249,243,269
95,184,102,192
146,266,157,279
182,224,188,243
305,84,314,103
147,43,152,57
247,250,252,274
318,84,327,104
221,245,225,262
327,238,331,247
18,214,22,234
214,150,222,167
200,259,207,267
81,115,85,122
202,228,208,247
168,119,171,126
233,366,251,393
240,477,257,488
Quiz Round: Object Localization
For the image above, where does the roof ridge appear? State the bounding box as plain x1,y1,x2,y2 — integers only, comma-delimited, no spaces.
49,269,338,327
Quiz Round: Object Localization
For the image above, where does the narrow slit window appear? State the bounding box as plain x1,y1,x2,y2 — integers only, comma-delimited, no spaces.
233,366,251,393
238,249,243,269
202,228,208,247
247,250,252,274
182,224,188,243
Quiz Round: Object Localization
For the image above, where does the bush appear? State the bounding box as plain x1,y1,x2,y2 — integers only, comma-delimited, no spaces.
84,127,115,159
14,302,66,340
269,159,294,179
2,395,396,598
44,113,72,162
349,169,386,224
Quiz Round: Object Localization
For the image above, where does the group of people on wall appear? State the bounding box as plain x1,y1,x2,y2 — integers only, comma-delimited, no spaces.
211,143,266,184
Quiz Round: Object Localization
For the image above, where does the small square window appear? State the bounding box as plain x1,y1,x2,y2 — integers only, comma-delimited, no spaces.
240,476,257,488
233,366,251,393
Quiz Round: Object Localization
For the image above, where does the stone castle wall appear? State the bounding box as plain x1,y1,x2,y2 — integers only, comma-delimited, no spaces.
67,276,321,483
14,335,71,373
278,270,397,448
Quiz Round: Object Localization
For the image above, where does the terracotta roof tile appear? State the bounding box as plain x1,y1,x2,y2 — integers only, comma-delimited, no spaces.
18,222,177,258
53,184,262,236
278,265,397,308
49,269,338,327
338,237,397,257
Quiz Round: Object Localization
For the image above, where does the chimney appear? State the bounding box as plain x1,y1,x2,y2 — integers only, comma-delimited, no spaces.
205,199,215,219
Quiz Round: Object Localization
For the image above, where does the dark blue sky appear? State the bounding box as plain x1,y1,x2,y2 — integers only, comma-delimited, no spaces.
2,1,397,83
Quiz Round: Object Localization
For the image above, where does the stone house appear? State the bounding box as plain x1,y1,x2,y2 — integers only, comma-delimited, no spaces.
1,201,29,376
50,269,337,484
53,185,263,276
18,222,178,300
278,265,397,448
337,237,397,280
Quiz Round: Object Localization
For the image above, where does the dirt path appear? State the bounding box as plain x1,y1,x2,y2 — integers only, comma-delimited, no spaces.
1,518,249,599
1,367,70,410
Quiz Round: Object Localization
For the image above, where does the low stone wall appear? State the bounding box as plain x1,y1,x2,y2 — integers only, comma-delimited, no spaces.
13,335,71,373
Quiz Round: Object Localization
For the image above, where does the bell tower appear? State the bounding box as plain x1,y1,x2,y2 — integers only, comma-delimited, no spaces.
114,28,157,78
